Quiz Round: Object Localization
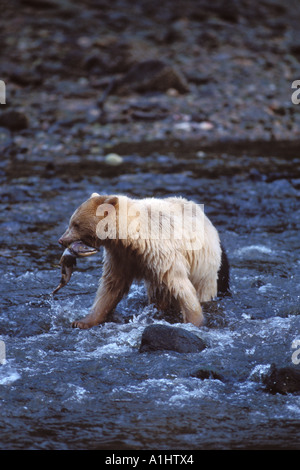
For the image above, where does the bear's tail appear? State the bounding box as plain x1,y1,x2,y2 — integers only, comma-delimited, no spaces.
217,244,230,296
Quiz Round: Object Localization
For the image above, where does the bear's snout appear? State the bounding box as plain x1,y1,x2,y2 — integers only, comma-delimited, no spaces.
58,226,81,247
59,232,73,247
58,236,67,247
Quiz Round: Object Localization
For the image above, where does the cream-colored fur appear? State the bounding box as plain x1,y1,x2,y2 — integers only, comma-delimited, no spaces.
59,194,222,329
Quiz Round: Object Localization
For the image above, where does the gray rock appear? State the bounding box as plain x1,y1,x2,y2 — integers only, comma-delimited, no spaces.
263,364,300,395
119,60,189,94
139,324,206,353
98,60,189,109
191,369,223,381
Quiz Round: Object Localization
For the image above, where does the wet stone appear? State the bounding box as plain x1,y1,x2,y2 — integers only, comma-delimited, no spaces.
191,369,224,381
263,364,300,395
108,60,189,96
0,110,29,131
105,153,123,166
139,324,206,354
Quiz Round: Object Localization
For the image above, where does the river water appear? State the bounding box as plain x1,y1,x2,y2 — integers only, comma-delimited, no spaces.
0,140,299,449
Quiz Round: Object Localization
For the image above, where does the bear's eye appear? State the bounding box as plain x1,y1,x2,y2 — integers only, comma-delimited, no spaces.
73,222,80,229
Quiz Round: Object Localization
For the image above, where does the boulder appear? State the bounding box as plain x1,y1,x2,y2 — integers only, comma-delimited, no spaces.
263,364,300,394
191,369,223,381
118,60,189,94
139,324,206,354
98,60,189,108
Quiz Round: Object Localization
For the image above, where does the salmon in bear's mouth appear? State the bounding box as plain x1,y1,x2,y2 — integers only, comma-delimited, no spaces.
68,240,98,257
52,241,98,294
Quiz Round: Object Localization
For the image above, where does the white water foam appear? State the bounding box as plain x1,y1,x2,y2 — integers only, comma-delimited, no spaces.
234,245,273,256
0,367,21,385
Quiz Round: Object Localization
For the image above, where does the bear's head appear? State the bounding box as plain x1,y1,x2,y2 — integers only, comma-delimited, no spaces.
59,193,119,249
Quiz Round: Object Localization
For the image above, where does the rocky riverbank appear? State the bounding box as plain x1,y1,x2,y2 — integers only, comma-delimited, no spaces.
1,0,300,165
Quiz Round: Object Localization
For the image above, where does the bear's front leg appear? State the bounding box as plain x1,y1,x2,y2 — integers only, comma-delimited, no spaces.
71,265,132,329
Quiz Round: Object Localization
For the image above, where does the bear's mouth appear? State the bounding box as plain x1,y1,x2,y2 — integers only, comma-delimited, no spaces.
68,240,98,257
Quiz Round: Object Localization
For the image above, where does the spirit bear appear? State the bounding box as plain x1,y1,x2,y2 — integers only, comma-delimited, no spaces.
58,193,229,329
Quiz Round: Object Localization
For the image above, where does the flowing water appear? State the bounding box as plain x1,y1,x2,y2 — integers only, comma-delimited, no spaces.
0,141,299,449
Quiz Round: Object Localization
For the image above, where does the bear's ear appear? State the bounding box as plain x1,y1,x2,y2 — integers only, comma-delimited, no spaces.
90,192,100,198
104,195,118,206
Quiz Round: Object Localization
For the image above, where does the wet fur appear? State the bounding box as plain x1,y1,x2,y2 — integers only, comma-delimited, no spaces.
59,194,229,328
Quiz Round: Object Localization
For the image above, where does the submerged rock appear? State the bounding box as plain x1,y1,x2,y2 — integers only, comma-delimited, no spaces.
139,324,206,353
191,369,224,381
263,364,300,395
